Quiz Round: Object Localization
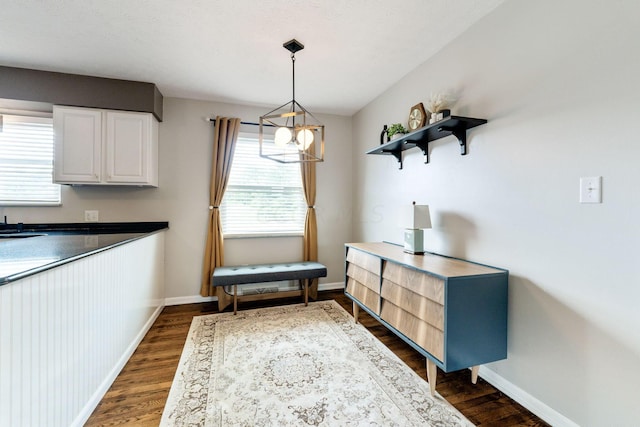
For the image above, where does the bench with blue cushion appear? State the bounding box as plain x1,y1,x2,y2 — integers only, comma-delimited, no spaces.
212,261,327,314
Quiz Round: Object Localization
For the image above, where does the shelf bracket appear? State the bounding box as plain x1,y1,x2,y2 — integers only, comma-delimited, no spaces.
392,151,403,169
414,142,430,164
382,150,403,169
438,126,468,155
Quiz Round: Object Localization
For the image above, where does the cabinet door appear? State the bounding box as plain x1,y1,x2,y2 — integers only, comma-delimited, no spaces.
53,106,102,183
105,111,155,185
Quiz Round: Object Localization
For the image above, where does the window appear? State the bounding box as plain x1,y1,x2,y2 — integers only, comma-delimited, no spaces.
221,135,306,236
0,114,61,206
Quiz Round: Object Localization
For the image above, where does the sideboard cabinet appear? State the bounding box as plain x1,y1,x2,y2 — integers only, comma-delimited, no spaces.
345,242,508,395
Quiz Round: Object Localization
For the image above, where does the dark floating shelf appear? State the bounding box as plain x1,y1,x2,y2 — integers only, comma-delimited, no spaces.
367,116,487,169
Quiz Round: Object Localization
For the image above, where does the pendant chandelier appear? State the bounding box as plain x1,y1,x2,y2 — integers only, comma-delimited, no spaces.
259,39,325,163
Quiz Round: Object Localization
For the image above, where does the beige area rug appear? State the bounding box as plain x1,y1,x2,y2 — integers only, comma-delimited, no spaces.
160,300,473,426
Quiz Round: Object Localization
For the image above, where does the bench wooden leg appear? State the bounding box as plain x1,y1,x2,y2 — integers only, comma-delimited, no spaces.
304,279,309,306
216,286,233,313
233,285,238,315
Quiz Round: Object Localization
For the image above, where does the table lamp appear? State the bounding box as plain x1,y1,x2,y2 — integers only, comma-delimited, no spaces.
403,203,431,255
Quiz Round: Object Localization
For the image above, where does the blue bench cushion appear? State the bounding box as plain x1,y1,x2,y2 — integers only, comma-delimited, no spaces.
212,262,327,286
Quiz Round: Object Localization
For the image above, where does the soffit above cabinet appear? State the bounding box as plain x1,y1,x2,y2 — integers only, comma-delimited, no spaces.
0,66,163,121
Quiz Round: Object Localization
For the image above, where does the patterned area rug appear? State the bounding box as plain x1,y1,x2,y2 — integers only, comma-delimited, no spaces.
160,300,473,426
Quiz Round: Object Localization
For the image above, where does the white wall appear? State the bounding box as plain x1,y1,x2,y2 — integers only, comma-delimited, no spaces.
1,98,352,299
352,1,639,425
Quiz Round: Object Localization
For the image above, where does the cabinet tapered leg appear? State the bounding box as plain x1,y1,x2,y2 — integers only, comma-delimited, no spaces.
471,365,479,384
352,302,359,323
426,359,437,396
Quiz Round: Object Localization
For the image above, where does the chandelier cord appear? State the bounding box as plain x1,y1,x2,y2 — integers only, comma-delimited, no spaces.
291,53,296,104
291,52,296,129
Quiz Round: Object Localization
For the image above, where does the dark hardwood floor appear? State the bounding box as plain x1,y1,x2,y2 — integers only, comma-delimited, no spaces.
86,291,549,426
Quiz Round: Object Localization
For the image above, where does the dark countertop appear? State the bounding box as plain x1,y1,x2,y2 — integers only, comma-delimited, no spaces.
0,222,168,285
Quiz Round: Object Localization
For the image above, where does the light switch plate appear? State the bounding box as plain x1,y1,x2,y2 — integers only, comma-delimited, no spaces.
579,176,602,203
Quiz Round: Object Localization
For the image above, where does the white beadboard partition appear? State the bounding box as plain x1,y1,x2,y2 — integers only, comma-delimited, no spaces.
0,231,165,427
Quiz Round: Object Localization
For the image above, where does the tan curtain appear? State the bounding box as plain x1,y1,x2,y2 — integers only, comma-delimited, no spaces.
300,147,318,299
200,116,241,311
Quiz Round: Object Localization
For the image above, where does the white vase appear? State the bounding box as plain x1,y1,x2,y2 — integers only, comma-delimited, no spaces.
429,112,444,124
390,133,405,141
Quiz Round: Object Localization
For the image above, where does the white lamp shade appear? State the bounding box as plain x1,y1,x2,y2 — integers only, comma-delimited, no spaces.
403,204,431,229
274,127,292,147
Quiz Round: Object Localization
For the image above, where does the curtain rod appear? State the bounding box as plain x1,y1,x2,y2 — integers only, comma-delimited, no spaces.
205,117,275,127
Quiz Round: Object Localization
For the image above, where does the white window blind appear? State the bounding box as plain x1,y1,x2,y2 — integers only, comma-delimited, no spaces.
0,114,61,206
221,136,306,236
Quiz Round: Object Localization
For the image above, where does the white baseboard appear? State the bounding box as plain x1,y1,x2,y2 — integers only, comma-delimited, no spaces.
319,281,345,291
164,282,345,306
164,294,216,306
478,366,579,427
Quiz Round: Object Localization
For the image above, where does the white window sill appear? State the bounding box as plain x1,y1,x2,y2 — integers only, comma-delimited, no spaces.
0,202,62,207
224,232,304,239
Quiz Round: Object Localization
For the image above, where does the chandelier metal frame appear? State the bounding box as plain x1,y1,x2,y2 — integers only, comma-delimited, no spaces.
259,39,325,163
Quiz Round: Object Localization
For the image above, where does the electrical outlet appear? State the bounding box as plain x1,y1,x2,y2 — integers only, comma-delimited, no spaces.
84,210,99,222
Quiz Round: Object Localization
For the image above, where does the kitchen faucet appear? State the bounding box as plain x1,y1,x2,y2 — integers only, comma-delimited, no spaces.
0,216,24,232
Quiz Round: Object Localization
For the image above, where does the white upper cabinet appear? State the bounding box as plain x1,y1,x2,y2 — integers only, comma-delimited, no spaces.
53,107,102,183
54,106,158,187
104,111,155,185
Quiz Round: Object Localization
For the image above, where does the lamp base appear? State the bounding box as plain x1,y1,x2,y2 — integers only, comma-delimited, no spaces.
404,229,425,255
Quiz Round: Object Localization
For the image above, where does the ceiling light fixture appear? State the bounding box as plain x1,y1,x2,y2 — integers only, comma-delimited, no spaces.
259,39,324,163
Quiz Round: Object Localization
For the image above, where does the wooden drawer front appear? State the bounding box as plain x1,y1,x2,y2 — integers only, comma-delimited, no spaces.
382,262,444,304
381,301,444,361
347,263,380,293
381,279,444,330
346,277,381,315
347,248,381,275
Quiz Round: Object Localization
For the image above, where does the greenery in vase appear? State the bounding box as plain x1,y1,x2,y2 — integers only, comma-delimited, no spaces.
387,123,408,139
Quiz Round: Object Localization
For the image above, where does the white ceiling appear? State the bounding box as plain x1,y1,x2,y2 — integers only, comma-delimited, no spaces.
1,0,504,116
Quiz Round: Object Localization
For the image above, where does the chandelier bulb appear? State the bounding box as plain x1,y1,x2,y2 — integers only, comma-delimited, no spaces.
274,127,292,147
296,128,314,150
